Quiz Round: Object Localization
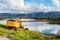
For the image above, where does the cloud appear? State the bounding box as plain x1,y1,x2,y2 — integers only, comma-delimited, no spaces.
24,0,60,13
24,4,36,13
52,0,60,11
0,0,24,8
24,3,55,13
52,0,60,7
36,3,54,12
0,0,24,13
0,0,60,13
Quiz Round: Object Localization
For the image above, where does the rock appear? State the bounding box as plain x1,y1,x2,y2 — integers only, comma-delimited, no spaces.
24,28,29,30
0,36,10,40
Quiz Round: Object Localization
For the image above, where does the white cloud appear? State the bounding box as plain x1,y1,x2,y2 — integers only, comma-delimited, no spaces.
37,3,53,12
24,4,36,13
24,0,60,13
2,0,24,9
0,0,24,13
52,0,60,7
0,0,60,13
52,0,60,11
38,3,47,11
24,3,56,13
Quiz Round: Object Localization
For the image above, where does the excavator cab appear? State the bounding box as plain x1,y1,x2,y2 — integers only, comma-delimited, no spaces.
6,19,20,28
6,18,23,30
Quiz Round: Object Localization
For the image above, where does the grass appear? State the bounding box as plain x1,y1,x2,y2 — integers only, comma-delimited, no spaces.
0,24,60,40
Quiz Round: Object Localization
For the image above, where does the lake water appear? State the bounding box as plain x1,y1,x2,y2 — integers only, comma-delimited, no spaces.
0,19,60,34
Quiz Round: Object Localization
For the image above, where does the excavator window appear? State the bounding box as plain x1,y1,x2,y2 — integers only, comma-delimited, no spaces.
8,20,16,22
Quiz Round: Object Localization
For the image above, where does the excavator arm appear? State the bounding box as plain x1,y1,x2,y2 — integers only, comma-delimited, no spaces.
16,18,22,27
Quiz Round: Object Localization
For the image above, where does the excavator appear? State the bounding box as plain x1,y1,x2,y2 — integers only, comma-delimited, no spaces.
6,18,23,30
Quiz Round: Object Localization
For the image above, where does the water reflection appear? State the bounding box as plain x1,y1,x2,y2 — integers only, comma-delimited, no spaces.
0,19,60,34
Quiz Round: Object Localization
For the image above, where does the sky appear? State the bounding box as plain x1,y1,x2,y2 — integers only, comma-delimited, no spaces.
0,0,60,13
24,0,60,13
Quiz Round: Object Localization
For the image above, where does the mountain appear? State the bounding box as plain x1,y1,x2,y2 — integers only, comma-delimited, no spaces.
0,11,60,18
0,13,26,18
27,11,60,18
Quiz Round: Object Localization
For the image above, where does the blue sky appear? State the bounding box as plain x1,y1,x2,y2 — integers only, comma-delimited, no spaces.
24,0,60,13
25,0,54,6
0,0,60,13
24,0,60,7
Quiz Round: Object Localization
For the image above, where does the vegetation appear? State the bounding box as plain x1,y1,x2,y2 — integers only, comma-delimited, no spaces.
47,17,60,24
35,17,60,24
0,24,60,40
0,18,6,20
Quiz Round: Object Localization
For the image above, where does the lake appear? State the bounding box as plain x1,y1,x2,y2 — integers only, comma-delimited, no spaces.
0,19,60,34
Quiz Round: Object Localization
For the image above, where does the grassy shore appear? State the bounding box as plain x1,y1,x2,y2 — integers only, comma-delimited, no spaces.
0,24,60,40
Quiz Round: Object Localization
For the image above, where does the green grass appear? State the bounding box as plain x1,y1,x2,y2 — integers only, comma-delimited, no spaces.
0,24,60,40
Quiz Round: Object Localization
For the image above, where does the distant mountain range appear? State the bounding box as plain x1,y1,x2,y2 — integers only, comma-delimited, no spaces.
0,11,60,18
0,13,26,18
29,11,60,18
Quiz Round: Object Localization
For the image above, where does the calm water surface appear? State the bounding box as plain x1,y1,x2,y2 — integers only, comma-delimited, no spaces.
0,19,60,34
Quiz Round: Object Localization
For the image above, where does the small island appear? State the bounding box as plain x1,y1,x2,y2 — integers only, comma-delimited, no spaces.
35,17,60,24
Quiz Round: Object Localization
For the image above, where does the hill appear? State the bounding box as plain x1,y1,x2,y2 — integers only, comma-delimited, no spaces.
0,24,60,40
28,11,60,18
0,11,60,18
0,13,26,18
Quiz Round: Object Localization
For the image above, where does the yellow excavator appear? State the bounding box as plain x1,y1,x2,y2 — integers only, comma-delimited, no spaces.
6,18,22,30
